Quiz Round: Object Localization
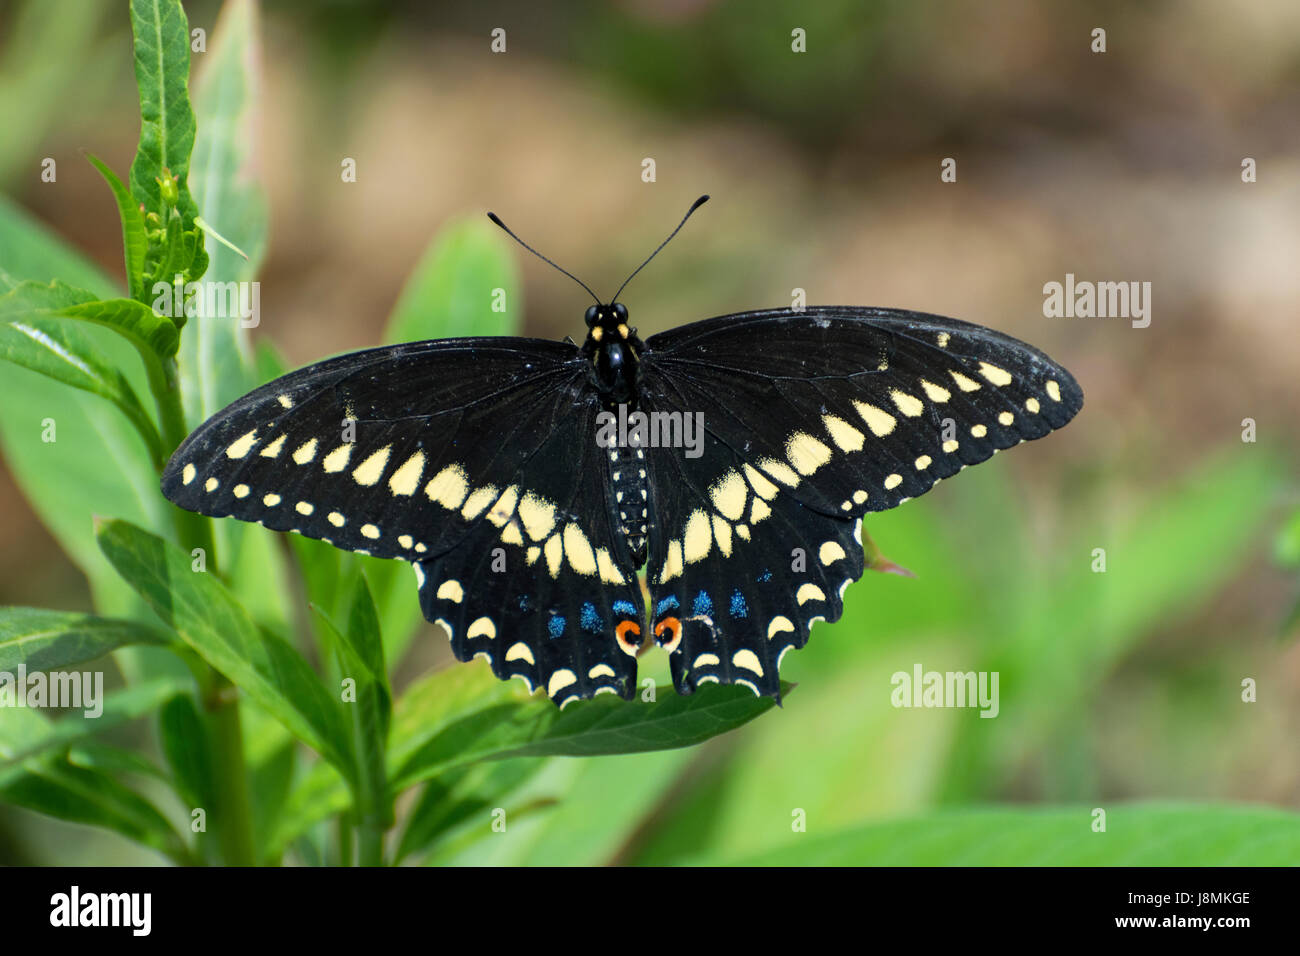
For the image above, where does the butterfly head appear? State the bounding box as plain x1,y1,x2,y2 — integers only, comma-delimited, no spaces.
584,302,633,342
584,302,641,401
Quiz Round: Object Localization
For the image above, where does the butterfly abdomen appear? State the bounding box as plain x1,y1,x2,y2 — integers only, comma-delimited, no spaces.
608,442,649,565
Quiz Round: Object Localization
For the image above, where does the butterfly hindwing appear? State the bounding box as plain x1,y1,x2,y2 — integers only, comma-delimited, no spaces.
414,383,645,705
642,428,866,698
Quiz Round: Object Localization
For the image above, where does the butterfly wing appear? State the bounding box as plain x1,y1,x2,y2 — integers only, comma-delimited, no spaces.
162,337,645,704
638,306,1083,696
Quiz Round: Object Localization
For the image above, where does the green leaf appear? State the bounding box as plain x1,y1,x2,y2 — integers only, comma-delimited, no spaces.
312,575,391,828
384,216,521,344
0,606,170,672
689,803,1300,866
0,203,163,623
389,666,785,793
395,758,546,863
157,693,216,814
59,296,179,359
0,758,190,863
0,280,162,462
128,0,200,228
0,676,188,770
84,152,148,298
95,518,355,781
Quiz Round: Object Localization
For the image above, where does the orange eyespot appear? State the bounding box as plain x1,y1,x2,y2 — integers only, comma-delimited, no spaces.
654,616,682,653
615,620,642,655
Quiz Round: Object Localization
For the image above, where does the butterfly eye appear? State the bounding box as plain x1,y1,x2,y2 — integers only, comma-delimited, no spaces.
584,305,599,326
612,303,628,321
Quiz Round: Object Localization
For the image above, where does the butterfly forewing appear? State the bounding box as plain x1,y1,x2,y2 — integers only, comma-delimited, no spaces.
162,338,588,560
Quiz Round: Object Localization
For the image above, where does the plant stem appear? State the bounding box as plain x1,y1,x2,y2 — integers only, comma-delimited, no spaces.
358,818,384,867
147,351,256,866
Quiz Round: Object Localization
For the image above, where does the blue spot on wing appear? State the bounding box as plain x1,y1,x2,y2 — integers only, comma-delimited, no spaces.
580,602,602,634
729,589,748,619
613,600,637,616
655,595,680,616
692,590,713,617
547,615,566,639
757,569,773,583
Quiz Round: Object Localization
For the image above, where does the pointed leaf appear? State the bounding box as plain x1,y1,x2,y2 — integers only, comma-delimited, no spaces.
0,606,170,672
85,152,148,298
95,518,354,781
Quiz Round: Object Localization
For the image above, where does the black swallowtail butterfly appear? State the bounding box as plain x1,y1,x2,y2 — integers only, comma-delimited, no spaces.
162,196,1083,707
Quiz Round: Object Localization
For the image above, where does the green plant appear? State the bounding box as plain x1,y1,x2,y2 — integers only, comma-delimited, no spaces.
0,0,776,866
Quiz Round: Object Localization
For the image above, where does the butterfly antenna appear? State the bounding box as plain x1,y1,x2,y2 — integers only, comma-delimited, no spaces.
487,211,601,304
610,194,710,303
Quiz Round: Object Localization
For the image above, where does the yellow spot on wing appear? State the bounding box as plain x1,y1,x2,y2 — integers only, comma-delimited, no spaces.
543,533,563,577
742,464,779,500
562,523,597,576
819,541,846,564
884,473,903,490
182,463,196,485
361,523,380,539
709,470,748,521
548,669,577,698
322,444,352,472
487,485,520,528
291,438,318,465
328,511,344,527
853,401,896,436
205,477,218,492
949,370,981,392
388,450,425,496
757,457,800,487
732,649,764,676
823,414,865,452
353,445,391,486
786,431,833,475
467,617,496,640
263,493,281,506
768,616,795,638
233,484,249,498
915,455,932,470
437,580,463,603
711,514,732,556
596,547,624,584
426,465,470,510
296,501,313,515
505,642,534,664
659,539,684,583
518,492,557,541
998,411,1015,426
1025,397,1040,414
979,362,1013,386
226,430,258,459
921,380,951,403
796,583,826,605
260,434,286,458
460,484,497,520
1046,379,1062,402
890,390,924,417
971,423,988,437
684,509,712,563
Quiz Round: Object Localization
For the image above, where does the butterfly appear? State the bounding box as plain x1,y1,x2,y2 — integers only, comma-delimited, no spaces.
162,196,1083,708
